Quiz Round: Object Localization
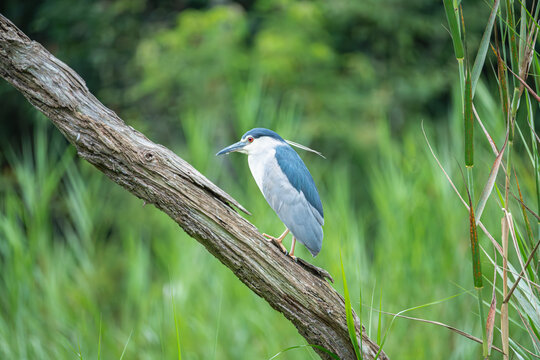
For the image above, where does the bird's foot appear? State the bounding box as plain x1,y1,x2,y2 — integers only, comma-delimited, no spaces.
262,233,275,241
283,250,296,259
263,233,288,254
266,241,296,261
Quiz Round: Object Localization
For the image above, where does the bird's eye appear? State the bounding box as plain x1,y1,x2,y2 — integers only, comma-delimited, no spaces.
247,136,254,143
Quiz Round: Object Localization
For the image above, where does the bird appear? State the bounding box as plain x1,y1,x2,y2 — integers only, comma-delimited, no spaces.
217,128,324,259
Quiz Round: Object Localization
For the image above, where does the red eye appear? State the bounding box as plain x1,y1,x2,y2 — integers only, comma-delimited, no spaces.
247,136,254,143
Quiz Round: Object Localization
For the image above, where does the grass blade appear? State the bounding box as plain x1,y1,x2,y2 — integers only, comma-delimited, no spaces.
359,275,364,357
340,252,362,360
465,67,474,167
464,167,487,356
213,287,223,360
475,127,509,224
466,178,482,289
518,312,540,354
495,45,511,121
375,310,503,355
172,292,182,360
506,0,520,72
472,0,501,95
374,291,471,358
473,104,499,155
368,283,376,338
443,0,464,60
422,122,503,254
98,315,102,360
268,344,340,360
119,330,133,360
518,0,527,66
486,281,497,356
502,213,510,360
503,235,540,303
506,64,540,102
377,291,382,346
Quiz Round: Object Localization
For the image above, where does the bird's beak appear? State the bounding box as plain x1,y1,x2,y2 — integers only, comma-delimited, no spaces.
216,141,246,155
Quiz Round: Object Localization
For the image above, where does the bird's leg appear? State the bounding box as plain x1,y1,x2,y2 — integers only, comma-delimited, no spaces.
263,228,289,254
289,237,297,260
263,228,289,242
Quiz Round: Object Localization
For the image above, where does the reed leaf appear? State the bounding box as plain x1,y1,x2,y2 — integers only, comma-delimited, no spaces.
376,309,503,355
471,0,501,95
467,192,482,289
423,123,502,253
486,269,497,356
495,42,511,120
506,0,519,72
501,214,510,360
465,67,474,167
443,0,464,60
518,1,527,67
475,128,508,225
464,166,488,355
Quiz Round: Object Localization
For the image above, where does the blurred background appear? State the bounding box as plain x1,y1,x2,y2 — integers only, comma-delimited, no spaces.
0,0,521,359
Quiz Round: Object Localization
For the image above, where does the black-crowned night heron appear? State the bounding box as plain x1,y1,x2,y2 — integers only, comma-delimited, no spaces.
217,128,324,259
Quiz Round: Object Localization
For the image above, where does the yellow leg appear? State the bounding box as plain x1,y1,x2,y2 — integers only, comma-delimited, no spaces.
289,237,297,260
263,228,289,253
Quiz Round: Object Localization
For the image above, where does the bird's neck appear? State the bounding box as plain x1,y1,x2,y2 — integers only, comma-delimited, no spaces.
247,148,276,193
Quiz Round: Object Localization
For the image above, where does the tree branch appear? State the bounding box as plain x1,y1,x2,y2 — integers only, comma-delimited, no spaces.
0,14,387,360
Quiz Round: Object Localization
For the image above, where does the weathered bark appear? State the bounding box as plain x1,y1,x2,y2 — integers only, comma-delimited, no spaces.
0,14,388,360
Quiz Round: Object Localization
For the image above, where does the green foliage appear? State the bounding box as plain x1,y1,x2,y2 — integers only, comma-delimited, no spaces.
340,252,362,360
2,0,539,359
1,100,509,359
133,5,248,129
1,0,488,159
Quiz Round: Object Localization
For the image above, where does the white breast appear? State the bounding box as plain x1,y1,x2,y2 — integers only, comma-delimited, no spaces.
246,137,283,194
247,148,275,194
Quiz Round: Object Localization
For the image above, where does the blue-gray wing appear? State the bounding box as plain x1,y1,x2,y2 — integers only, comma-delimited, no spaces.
275,145,323,222
261,145,323,256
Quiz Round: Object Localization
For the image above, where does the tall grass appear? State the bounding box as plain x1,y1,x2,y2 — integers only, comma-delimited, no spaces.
2,5,540,357
1,81,528,359
438,0,540,358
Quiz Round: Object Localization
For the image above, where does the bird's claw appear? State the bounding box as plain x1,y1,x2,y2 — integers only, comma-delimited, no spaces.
264,236,288,254
276,241,288,254
262,231,295,260
263,233,289,253
262,233,276,241
283,250,297,261
270,246,296,261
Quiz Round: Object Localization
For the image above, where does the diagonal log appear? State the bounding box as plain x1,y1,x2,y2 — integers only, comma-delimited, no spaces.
0,14,388,360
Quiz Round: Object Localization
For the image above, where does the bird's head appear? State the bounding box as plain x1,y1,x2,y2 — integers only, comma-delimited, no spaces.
217,127,325,158
216,128,285,156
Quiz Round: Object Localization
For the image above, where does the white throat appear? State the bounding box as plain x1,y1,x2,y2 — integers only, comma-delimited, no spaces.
246,137,283,192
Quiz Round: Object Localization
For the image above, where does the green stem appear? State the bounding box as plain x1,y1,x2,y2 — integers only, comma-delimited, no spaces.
458,60,465,111
505,87,519,208
467,167,475,206
477,287,488,358
467,168,486,356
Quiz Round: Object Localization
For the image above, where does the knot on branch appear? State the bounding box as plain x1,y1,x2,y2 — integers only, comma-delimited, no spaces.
143,151,156,163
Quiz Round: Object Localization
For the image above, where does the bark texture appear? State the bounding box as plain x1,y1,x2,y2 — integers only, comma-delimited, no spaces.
0,14,388,360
